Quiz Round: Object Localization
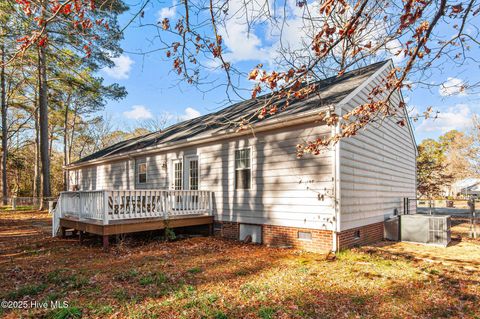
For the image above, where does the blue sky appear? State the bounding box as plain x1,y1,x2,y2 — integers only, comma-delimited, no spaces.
99,0,480,144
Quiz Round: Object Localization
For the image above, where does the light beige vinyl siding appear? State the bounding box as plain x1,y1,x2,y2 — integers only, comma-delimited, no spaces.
135,154,169,189
69,159,134,190
68,121,336,230
338,62,417,231
67,62,417,233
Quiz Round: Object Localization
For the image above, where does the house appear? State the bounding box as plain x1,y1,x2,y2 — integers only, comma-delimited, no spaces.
447,178,480,198
56,60,417,252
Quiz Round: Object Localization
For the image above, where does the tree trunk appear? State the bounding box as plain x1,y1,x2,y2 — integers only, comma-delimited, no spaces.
68,106,78,162
63,103,69,191
39,44,50,199
62,94,72,191
48,129,54,159
33,104,41,198
1,43,7,205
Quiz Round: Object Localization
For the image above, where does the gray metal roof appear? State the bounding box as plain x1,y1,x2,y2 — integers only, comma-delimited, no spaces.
73,61,387,165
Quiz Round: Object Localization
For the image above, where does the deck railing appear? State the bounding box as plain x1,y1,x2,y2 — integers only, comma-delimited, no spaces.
52,190,213,236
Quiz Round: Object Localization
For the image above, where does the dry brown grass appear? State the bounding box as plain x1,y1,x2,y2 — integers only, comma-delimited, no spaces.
0,210,480,319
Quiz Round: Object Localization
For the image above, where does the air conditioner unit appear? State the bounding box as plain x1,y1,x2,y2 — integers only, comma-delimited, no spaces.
400,214,451,247
384,216,399,241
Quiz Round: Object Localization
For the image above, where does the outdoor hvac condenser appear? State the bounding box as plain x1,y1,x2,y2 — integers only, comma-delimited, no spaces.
400,214,451,246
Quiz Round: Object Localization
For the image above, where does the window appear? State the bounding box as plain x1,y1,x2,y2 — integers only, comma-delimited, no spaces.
189,159,199,190
174,161,183,190
298,231,312,241
138,162,147,184
235,148,251,189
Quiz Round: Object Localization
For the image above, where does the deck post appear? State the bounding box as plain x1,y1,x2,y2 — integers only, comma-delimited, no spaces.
79,192,84,220
103,191,109,225
102,235,109,250
209,192,213,216
79,231,84,243
164,192,170,220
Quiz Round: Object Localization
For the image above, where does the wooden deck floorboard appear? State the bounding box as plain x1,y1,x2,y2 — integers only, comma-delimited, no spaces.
59,215,214,236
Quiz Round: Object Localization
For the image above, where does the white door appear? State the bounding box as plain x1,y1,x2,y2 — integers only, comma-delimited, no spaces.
185,156,199,209
172,160,183,209
171,157,199,190
172,160,183,190
185,156,199,190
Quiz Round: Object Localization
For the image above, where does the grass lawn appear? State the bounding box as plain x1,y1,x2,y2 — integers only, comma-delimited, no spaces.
0,205,37,212
1,211,480,318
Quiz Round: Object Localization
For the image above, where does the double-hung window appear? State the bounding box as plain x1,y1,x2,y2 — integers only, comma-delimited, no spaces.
173,161,183,190
138,162,147,184
189,159,199,190
235,148,251,189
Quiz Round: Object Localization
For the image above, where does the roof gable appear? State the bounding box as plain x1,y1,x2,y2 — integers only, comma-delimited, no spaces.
72,61,389,165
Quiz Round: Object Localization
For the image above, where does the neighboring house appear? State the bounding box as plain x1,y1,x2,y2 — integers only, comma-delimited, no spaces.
449,178,480,198
63,60,417,252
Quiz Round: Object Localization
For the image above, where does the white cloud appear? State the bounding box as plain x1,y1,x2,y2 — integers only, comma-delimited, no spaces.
123,105,153,120
384,38,405,65
178,107,201,121
157,1,176,20
408,105,419,117
215,0,276,63
217,0,404,68
103,54,134,80
221,24,269,62
416,104,472,133
439,77,467,96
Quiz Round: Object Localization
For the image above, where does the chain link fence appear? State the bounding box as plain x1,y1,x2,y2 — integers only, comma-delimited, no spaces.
411,198,478,239
0,196,57,211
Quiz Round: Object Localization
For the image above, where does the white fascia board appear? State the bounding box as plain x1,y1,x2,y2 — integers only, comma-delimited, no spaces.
66,104,333,170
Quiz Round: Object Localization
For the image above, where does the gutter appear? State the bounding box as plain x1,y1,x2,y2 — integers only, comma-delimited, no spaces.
65,105,332,170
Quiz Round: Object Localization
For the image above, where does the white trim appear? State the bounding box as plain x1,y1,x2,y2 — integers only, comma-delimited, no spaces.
398,88,418,156
65,107,331,170
333,59,418,239
338,59,417,157
185,154,200,190
171,158,183,190
337,60,391,106
333,121,342,252
234,146,253,190
137,161,147,184
331,61,390,251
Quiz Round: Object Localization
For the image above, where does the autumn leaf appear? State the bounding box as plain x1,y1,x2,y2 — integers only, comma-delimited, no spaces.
451,4,463,14
63,4,72,15
248,69,259,81
162,18,170,30
258,107,267,119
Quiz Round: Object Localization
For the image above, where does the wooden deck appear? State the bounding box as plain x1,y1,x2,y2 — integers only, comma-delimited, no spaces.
59,215,214,248
53,190,215,248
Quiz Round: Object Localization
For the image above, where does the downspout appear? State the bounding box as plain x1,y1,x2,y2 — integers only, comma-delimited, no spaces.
332,109,342,252
127,155,133,189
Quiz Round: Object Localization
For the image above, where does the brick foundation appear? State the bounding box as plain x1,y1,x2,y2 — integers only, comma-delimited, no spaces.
214,221,332,252
214,221,385,252
337,222,384,249
263,224,332,252
214,221,239,240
